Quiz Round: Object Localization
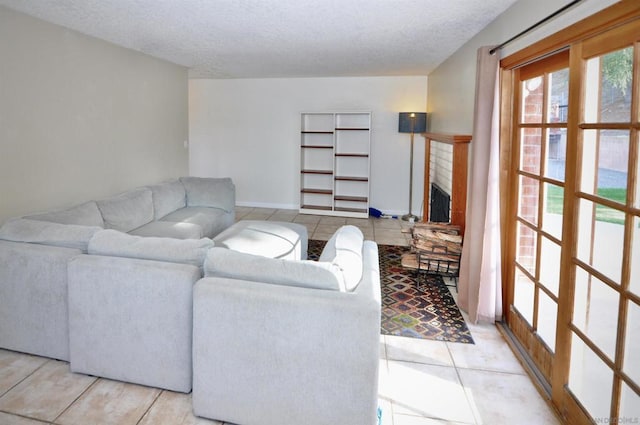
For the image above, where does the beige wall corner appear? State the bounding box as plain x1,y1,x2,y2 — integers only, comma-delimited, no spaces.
0,6,189,224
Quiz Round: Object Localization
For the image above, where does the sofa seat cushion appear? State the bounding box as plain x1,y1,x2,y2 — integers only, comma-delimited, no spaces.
0,218,102,252
26,201,105,228
319,225,364,292
129,221,203,239
213,220,308,261
203,247,343,291
160,207,232,239
97,188,154,233
88,229,214,268
180,177,235,213
147,179,186,220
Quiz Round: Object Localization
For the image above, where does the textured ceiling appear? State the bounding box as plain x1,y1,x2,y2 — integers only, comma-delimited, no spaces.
0,0,519,78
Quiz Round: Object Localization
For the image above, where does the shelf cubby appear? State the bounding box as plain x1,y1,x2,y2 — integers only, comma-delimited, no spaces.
301,204,333,211
335,207,368,214
302,189,333,195
335,176,368,182
301,169,333,175
334,195,368,202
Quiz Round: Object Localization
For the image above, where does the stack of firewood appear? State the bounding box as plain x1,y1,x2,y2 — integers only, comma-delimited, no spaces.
401,222,463,277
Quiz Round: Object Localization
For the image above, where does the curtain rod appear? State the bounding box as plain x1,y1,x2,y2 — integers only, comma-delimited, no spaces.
489,0,583,55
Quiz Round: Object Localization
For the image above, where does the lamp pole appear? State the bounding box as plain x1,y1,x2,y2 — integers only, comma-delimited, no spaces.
402,114,418,222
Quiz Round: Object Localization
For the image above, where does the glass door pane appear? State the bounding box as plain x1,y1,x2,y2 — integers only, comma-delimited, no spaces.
624,300,640,384
584,47,633,124
568,335,614,420
542,182,563,240
572,268,619,360
631,217,640,296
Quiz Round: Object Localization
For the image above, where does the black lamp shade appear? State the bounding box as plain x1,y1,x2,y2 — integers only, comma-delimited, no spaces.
398,112,427,133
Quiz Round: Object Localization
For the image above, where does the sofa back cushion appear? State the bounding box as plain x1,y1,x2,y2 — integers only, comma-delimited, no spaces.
179,177,235,213
27,201,105,228
88,229,214,268
147,179,186,220
0,218,102,252
96,188,154,233
319,225,364,292
204,247,344,291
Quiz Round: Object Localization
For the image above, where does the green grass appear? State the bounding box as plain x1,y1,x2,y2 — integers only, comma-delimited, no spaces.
545,185,626,225
597,188,627,204
546,186,564,215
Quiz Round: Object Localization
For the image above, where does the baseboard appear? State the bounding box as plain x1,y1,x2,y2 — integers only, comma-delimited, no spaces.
235,202,423,220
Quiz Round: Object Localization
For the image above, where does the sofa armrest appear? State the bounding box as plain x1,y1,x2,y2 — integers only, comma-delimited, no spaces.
0,240,82,361
192,241,381,425
179,177,235,213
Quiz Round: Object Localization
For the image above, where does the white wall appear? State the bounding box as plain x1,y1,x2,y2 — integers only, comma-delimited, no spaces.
427,0,618,134
0,6,189,225
189,76,428,217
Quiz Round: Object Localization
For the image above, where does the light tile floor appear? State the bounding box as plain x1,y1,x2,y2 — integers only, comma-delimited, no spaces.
0,208,562,425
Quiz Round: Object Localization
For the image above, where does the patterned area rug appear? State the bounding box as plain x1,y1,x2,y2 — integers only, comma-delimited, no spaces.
308,240,474,344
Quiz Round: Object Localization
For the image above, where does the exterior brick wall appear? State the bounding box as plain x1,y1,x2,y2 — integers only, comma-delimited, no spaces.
518,81,544,272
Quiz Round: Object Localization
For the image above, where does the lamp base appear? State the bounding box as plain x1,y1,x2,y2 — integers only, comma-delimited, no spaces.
401,213,419,222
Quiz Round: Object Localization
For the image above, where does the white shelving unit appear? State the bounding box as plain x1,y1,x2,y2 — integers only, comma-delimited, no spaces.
300,112,371,218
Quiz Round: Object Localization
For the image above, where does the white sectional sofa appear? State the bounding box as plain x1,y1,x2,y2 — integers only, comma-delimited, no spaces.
0,179,381,424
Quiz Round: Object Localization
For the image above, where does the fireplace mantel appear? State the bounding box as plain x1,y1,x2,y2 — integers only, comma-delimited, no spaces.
422,132,472,235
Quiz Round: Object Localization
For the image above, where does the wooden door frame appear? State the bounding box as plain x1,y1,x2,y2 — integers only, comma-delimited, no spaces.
500,2,640,423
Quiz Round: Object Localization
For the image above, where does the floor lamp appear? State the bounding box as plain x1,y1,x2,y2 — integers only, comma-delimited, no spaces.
398,112,427,221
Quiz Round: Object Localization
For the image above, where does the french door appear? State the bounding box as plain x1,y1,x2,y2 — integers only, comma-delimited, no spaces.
503,9,640,425
558,20,640,424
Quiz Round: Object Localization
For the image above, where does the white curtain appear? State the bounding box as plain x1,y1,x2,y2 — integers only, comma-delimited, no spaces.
458,46,503,324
